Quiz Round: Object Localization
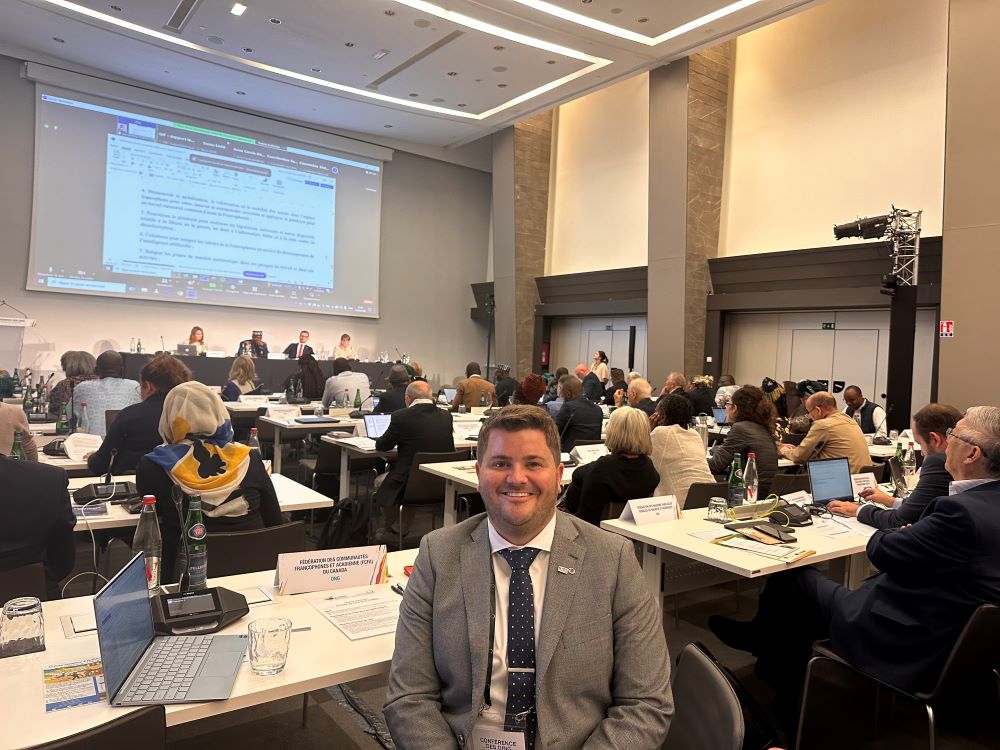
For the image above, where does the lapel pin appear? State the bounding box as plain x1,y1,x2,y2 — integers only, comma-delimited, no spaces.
556,566,576,575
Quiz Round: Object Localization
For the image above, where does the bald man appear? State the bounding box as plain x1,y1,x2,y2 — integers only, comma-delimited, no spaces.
779,391,871,473
575,363,603,402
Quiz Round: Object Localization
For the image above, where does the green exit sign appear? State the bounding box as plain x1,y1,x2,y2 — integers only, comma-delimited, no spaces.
822,322,835,330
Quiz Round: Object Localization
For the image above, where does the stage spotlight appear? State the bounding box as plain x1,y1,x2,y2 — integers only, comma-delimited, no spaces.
833,215,892,240
879,272,898,297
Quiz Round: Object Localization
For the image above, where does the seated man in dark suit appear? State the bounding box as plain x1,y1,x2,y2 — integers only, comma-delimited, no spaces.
235,330,269,358
574,363,604,402
710,405,1000,721
554,375,604,453
614,377,656,416
828,402,962,529
603,367,626,406
87,354,191,475
373,381,455,541
0,455,76,598
282,330,314,360
374,365,411,415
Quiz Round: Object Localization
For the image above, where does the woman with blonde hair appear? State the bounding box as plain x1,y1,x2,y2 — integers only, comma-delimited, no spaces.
562,406,659,525
221,355,262,401
188,326,208,354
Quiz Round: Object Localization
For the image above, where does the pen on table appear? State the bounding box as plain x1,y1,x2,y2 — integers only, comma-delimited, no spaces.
291,626,311,633
391,584,405,596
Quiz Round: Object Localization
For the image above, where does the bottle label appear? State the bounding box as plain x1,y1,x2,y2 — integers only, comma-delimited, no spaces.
188,523,207,541
144,556,160,590
188,551,207,587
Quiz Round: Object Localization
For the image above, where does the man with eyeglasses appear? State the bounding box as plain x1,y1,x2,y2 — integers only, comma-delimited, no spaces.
778,391,871,473
711,405,1000,729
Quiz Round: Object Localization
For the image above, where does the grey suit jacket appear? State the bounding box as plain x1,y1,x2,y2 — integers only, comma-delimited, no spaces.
384,512,673,749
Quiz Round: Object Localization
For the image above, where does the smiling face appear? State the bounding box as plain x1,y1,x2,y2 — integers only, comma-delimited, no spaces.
476,428,563,546
299,331,309,343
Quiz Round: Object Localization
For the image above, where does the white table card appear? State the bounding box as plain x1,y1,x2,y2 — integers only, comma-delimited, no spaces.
619,496,680,525
266,405,301,420
274,545,388,595
850,472,878,495
239,394,270,404
780,490,813,506
571,443,609,464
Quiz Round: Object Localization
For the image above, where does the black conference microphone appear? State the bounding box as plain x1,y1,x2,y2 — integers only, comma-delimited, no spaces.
872,403,894,445
350,394,376,418
160,335,166,353
394,347,403,362
104,448,118,485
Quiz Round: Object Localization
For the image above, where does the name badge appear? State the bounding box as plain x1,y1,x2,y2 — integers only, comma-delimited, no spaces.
468,723,527,750
619,496,680,525
274,545,388,595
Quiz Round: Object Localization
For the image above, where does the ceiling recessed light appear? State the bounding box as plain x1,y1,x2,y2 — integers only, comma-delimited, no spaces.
373,49,390,60
414,18,430,27
582,0,592,4
52,36,65,43
408,92,418,97
447,71,457,76
493,45,505,51
384,9,395,15
230,2,247,16
457,103,467,107
242,47,253,53
207,35,224,45
268,17,281,24
432,97,445,102
108,4,123,11
235,90,246,95
344,41,355,47
609,7,622,13
497,83,507,88
636,17,648,23
492,66,507,72
384,124,393,128
311,67,322,72
546,59,556,64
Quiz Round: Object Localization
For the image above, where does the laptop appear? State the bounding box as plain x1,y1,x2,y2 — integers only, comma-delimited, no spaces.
94,553,247,706
712,407,729,425
887,456,908,496
806,457,855,505
176,344,198,356
363,413,392,439
443,388,457,403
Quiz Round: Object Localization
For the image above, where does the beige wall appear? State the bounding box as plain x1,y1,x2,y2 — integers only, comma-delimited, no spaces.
938,0,1000,409
547,74,649,275
720,0,948,256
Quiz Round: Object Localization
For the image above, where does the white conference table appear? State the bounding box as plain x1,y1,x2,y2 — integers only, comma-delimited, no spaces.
2,549,418,749
66,474,333,532
601,510,873,600
258,416,358,473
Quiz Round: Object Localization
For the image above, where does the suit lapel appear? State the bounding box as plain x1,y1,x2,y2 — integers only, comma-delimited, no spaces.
536,514,586,682
461,518,493,713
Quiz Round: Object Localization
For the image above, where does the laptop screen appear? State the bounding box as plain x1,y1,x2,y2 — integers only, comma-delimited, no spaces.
94,553,155,701
712,407,728,425
363,414,392,439
807,457,854,504
443,388,457,403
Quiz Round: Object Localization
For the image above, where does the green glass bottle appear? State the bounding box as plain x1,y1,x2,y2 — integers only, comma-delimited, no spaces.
8,430,27,460
354,388,362,409
181,494,208,591
727,455,745,508
56,405,69,435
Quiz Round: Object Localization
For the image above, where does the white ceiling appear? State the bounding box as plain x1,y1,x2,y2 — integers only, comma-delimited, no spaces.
0,0,817,150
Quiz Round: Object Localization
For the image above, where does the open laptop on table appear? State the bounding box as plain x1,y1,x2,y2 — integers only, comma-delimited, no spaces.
443,388,457,404
94,553,246,706
806,457,856,506
363,413,392,439
712,407,729,425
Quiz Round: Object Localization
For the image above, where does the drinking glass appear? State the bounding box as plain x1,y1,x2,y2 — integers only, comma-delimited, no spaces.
1,597,45,658
706,497,728,523
248,617,292,675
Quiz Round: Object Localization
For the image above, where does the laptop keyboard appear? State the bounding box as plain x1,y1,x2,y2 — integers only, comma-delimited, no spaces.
120,636,213,703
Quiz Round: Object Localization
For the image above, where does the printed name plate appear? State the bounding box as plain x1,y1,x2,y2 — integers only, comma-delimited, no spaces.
620,496,680,525
274,545,388,595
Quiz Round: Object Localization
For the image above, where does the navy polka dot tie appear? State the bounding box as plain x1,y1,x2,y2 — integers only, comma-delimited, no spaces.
499,547,540,748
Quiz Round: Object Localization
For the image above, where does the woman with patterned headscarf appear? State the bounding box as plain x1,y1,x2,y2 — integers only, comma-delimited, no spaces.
136,381,285,582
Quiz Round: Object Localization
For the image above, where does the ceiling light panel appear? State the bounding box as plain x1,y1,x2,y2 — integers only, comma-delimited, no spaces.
34,0,609,121
504,0,765,45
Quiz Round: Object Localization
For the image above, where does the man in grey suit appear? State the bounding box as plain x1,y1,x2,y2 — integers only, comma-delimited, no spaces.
385,405,673,749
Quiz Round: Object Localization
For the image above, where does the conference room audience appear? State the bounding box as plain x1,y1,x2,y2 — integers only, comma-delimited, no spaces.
333,333,357,360
714,374,739,407
591,350,610,385
710,405,1000,726
282,352,325,400
828,402,961,528
542,367,569,403
843,385,888,438
0,455,76,598
510,373,547,406
615,376,656,416
282,330,314,360
408,361,427,382
373,365,411,414
322,358,373,409
661,371,688,398
544,376,567,417
234,330,269,358
649,394,715,508
72,351,141,438
187,326,208,355
138,382,283,583
603,367,626,405
575,363,604,402
86,354,191,476
452,361,497,408
779,391,871,473
221,355,263,402
626,370,642,383
372,381,454,541
554,375,603,452
563,406,659,525
384,405,673,748
48,350,97,417
493,363,517,407
0,401,38,460
708,385,780,495
685,375,716,416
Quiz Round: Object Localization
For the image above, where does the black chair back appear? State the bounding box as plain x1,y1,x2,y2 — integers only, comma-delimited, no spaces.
206,521,307,577
665,643,745,750
858,463,887,482
33,705,165,750
922,603,1000,700
0,562,47,603
769,473,811,496
104,410,121,432
572,439,604,447
401,450,473,507
685,481,729,509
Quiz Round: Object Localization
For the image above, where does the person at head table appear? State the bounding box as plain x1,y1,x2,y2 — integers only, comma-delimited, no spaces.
235,330,269,358
188,326,208,355
282,330,314,360
333,333,357,360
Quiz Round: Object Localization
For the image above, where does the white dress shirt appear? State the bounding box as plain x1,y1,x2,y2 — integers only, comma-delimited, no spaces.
949,477,997,495
481,512,557,728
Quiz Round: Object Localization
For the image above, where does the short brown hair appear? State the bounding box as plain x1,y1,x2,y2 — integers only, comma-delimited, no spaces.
912,403,962,443
140,354,192,395
477,405,560,465
559,374,582,401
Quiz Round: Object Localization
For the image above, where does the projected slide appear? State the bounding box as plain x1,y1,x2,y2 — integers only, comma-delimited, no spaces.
29,88,383,317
